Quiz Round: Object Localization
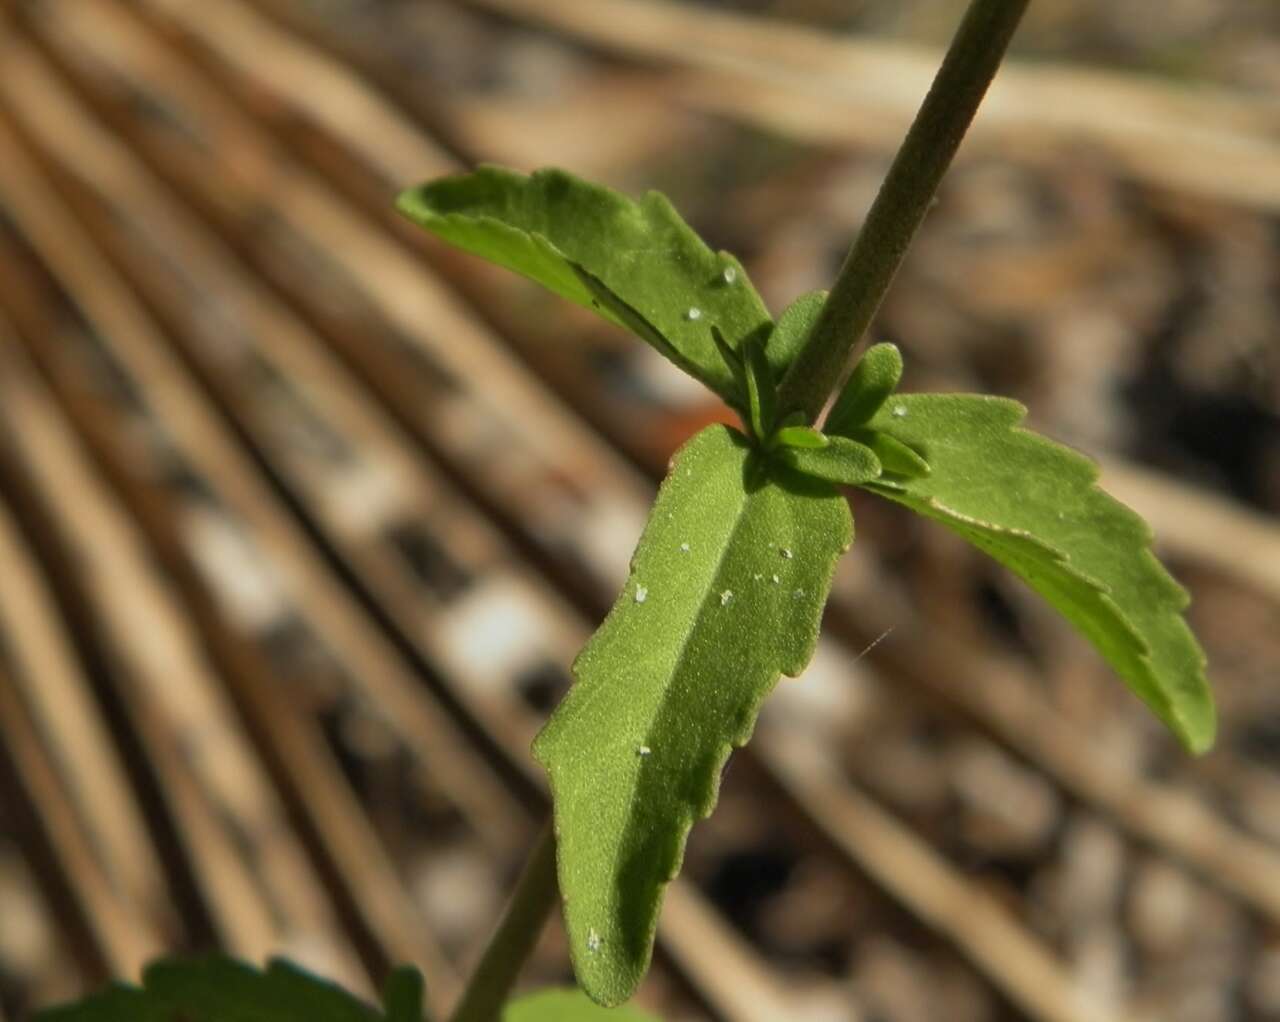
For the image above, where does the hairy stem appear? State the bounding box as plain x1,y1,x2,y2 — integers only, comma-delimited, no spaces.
776,0,1032,420
448,823,558,1022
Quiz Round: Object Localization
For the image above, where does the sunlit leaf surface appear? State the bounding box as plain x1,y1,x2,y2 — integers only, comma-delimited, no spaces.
534,425,852,1004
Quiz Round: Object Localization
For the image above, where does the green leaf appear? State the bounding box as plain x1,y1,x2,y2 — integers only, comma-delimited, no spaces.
533,425,852,1004
773,425,829,449
382,967,427,1022
844,428,930,479
765,289,826,380
397,166,771,402
504,989,658,1021
860,394,1215,752
781,436,882,486
35,957,399,1022
742,335,777,441
714,325,778,441
825,343,904,434
575,265,694,372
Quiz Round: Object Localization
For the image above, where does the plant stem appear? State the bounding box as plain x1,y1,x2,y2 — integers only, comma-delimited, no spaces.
776,0,1032,420
448,822,559,1022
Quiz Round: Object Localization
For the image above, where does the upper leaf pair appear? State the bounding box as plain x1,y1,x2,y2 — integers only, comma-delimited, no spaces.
397,165,1214,1011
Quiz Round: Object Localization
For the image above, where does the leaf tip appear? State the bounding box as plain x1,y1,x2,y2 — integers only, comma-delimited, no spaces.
1174,688,1217,756
393,184,427,221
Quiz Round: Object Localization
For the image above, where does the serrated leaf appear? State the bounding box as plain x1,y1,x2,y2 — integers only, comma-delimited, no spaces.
504,989,659,1021
765,289,826,380
396,166,771,401
533,425,852,1005
781,436,882,485
859,394,1214,752
35,957,399,1022
825,343,904,434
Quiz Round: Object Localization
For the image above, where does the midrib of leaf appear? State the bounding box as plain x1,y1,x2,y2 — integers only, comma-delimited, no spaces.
573,264,740,421
547,494,754,769
640,488,751,741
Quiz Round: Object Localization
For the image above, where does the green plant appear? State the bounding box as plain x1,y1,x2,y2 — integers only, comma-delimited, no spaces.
39,1,1213,1020
33,957,651,1022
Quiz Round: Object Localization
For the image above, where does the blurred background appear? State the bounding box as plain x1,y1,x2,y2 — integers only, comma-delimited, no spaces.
0,0,1278,1019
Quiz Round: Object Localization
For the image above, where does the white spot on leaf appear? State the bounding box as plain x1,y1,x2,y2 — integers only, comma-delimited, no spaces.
891,405,908,418
637,745,651,757
780,547,793,559
686,307,702,321
634,585,648,604
721,266,737,284
587,929,602,953
679,542,690,553
720,590,734,606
